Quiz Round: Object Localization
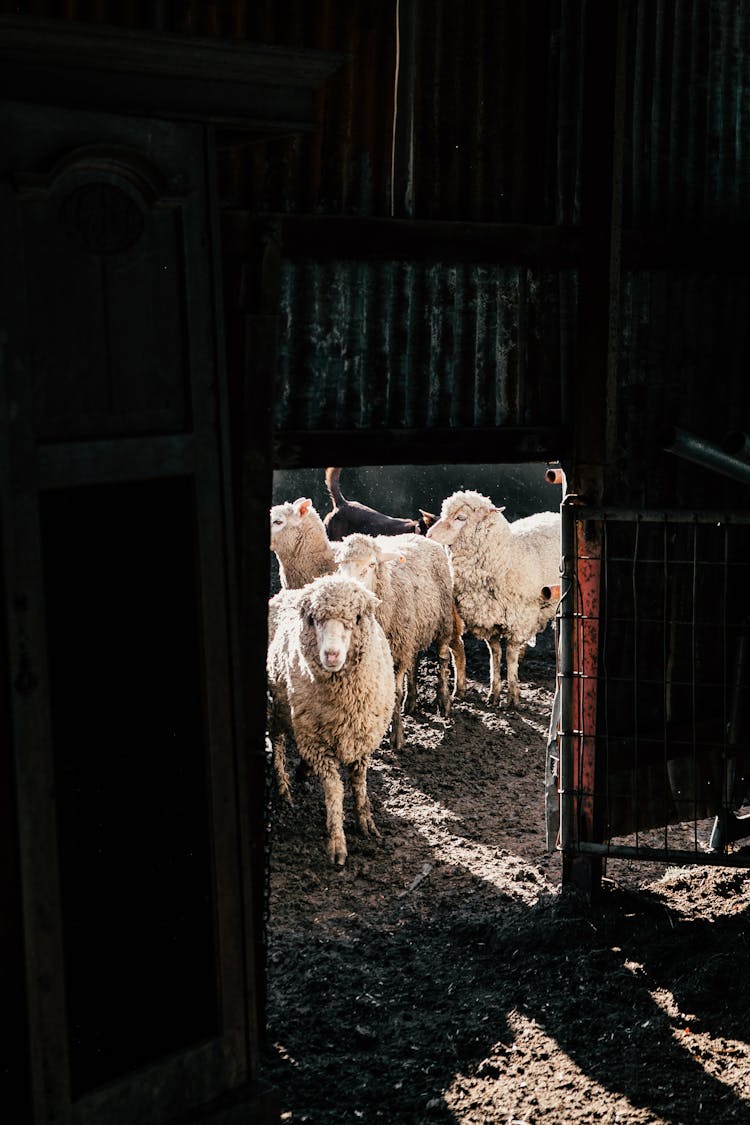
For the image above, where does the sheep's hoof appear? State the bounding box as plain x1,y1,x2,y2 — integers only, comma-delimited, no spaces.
327,837,348,866
276,781,294,805
359,819,381,840
438,695,452,718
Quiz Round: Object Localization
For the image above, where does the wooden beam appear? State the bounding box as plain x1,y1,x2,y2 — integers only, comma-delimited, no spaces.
223,211,582,267
272,426,570,469
224,211,750,274
0,16,345,135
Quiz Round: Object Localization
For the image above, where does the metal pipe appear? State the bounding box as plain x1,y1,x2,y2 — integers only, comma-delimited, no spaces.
546,468,564,486
542,584,562,602
661,425,750,485
722,430,750,463
572,840,750,868
572,507,750,524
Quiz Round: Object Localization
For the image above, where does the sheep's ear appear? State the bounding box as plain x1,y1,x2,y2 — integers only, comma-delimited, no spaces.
419,509,436,524
475,505,505,522
379,549,405,564
295,497,313,517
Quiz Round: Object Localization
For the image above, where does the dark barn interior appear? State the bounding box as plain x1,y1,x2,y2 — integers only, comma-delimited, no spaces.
2,2,750,1122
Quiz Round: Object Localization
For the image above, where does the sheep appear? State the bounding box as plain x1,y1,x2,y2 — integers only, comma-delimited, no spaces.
426,490,560,707
323,467,435,540
270,496,337,589
267,574,395,865
334,531,459,749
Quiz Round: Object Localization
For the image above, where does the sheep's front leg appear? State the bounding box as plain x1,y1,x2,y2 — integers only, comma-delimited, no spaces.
390,667,406,750
436,639,452,717
505,641,526,708
486,635,504,702
349,758,381,840
317,755,347,865
451,607,466,698
272,731,293,805
404,654,420,714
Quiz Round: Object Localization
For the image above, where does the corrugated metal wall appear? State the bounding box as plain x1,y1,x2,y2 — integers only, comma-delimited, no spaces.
276,261,570,431
625,0,750,230
619,270,750,506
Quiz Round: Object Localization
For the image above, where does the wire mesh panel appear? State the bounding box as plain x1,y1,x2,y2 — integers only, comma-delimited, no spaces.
558,504,750,870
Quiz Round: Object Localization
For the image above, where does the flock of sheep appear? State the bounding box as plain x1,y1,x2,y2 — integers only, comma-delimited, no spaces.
267,467,562,865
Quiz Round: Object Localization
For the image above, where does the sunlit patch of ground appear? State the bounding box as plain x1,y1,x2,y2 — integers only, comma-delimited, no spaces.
444,1010,673,1124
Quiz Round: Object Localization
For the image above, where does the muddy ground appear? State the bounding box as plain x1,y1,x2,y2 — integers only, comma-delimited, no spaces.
262,632,750,1124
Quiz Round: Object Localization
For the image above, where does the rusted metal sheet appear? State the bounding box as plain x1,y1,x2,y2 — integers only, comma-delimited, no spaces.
626,0,750,229
274,258,572,434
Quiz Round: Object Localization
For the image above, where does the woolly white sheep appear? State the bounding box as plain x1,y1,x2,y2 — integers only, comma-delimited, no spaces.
427,490,560,707
267,574,395,865
335,531,459,749
270,497,337,589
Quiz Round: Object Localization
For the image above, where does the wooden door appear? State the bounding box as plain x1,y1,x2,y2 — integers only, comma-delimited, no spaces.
0,99,256,1125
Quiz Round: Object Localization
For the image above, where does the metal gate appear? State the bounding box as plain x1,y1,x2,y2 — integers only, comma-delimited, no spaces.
554,502,750,875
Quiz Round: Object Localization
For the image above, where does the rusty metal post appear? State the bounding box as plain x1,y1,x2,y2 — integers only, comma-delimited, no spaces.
558,499,577,857
560,500,604,894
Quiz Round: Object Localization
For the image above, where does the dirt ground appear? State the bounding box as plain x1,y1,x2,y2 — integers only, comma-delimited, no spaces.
262,632,750,1124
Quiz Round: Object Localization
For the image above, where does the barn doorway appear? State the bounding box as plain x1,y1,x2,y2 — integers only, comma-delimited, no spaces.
263,461,566,1114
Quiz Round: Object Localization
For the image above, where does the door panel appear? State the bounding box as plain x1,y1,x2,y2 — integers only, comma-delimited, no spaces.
0,101,250,1124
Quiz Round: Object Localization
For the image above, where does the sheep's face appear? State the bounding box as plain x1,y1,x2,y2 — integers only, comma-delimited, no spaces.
270,497,313,548
298,576,381,674
308,614,353,672
337,550,379,591
427,493,506,546
337,534,404,591
426,506,471,545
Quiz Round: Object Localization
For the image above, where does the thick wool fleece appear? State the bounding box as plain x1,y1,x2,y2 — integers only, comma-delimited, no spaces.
432,490,560,705
335,532,457,747
267,575,395,864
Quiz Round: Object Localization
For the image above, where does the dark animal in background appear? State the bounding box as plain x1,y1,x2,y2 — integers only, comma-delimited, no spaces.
323,466,435,540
